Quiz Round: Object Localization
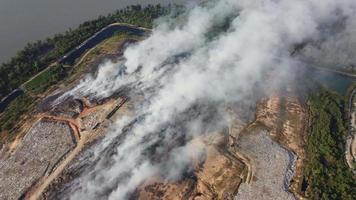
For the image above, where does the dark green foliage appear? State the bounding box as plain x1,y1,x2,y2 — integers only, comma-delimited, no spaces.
305,90,356,200
0,4,168,99
0,94,35,141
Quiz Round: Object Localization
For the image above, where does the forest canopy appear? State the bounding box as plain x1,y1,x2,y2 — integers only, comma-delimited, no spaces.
305,90,356,200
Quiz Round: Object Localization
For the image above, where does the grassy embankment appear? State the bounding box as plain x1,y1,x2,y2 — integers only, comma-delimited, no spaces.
0,95,36,142
68,32,143,81
0,5,159,145
0,5,167,99
24,32,142,95
24,64,67,95
305,89,356,200
0,32,142,145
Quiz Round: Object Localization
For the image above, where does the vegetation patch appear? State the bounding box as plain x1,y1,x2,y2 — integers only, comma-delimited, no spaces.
0,5,168,99
0,30,146,145
0,94,36,143
1,26,145,145
24,65,67,95
304,89,356,200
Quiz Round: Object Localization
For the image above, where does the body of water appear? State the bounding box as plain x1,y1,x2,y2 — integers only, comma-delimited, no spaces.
313,69,354,94
0,0,193,64
299,65,355,95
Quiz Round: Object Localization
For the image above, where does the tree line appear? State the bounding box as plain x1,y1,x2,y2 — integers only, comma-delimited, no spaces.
305,90,356,200
0,4,168,99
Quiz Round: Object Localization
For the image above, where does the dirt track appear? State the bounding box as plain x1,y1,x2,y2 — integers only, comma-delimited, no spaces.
26,98,127,200
27,133,88,200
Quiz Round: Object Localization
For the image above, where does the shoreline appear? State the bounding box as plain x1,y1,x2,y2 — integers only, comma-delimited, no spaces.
0,23,150,114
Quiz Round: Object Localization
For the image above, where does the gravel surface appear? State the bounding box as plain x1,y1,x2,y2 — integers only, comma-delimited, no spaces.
235,131,296,200
0,120,76,200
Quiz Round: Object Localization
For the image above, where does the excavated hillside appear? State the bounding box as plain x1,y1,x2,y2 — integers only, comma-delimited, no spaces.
0,93,128,200
253,96,308,199
0,29,309,200
0,91,309,200
129,96,308,200
0,89,309,200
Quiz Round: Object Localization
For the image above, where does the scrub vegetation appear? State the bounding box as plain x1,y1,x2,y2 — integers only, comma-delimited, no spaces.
0,5,169,145
0,4,168,99
305,89,356,200
0,94,35,142
0,31,143,145
24,64,67,95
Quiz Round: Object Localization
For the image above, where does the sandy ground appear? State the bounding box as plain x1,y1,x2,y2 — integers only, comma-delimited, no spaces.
253,96,308,199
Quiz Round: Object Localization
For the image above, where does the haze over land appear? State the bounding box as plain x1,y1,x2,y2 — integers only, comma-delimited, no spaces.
0,0,355,200
60,0,356,199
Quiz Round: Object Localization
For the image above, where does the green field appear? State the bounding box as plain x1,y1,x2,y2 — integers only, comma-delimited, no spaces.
24,64,67,95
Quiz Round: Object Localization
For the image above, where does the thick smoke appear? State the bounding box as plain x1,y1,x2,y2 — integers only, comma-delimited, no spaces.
297,4,356,69
62,0,356,199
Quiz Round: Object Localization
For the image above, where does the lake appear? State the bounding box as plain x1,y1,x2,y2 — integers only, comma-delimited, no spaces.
0,0,194,64
299,65,355,95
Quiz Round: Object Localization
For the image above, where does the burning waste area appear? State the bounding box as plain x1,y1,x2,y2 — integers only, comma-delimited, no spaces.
1,0,356,200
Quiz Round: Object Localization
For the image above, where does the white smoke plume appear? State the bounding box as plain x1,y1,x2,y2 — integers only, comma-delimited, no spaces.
298,16,356,69
60,0,356,199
